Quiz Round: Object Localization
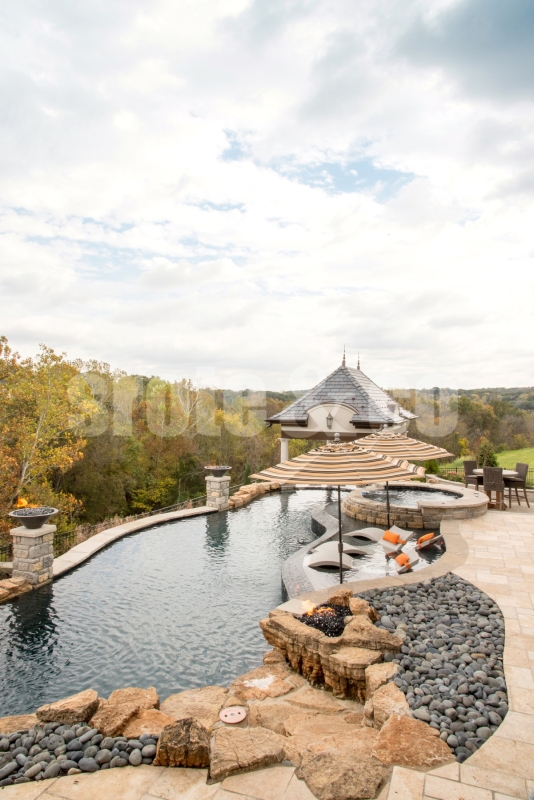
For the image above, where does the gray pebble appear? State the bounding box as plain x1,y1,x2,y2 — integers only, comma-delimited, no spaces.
43,762,61,780
83,746,99,759
141,744,156,758
78,758,99,773
95,749,112,765
129,750,142,766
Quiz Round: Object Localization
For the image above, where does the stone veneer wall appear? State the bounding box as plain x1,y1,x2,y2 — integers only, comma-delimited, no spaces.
342,483,488,530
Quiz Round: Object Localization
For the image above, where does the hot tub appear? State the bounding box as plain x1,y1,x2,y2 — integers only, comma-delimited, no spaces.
342,481,488,530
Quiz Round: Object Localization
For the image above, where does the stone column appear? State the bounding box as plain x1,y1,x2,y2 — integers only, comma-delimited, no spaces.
280,438,289,462
11,524,55,586
205,476,231,511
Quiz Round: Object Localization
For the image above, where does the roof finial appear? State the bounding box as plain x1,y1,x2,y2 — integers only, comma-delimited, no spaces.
357,352,360,369
342,346,346,367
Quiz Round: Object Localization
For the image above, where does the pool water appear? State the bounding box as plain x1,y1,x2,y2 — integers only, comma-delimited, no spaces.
362,488,460,507
319,501,445,583
0,490,324,717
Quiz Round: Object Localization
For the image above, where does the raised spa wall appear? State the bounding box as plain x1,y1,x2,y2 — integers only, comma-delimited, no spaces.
341,481,488,530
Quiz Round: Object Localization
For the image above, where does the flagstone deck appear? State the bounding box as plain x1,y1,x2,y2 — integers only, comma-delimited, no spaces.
3,510,533,800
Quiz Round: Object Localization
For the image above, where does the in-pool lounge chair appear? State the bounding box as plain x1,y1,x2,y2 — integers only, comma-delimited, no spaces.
415,532,445,551
379,525,414,555
306,542,354,570
393,551,420,573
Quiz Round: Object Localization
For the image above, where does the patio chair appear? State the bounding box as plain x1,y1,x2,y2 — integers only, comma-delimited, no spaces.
464,460,482,489
504,463,530,508
483,467,505,511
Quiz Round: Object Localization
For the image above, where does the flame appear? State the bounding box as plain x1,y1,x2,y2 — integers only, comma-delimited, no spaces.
14,498,28,508
314,606,335,616
300,601,336,618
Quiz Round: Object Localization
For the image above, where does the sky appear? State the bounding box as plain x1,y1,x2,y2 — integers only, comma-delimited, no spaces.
1,0,533,392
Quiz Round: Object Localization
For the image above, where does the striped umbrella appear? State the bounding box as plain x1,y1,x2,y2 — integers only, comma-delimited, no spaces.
250,442,425,585
250,441,426,486
356,432,453,461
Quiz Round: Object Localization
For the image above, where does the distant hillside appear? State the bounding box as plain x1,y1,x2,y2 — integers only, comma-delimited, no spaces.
458,388,534,411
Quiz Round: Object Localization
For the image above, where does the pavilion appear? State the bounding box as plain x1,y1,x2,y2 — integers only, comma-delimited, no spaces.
265,354,416,461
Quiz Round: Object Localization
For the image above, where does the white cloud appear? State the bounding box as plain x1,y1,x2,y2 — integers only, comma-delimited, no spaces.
0,0,533,391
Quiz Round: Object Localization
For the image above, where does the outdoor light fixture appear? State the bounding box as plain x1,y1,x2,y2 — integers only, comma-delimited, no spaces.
326,412,333,429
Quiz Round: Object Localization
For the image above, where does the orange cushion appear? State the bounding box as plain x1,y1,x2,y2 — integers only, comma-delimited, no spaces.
395,553,410,567
417,533,435,546
383,530,402,545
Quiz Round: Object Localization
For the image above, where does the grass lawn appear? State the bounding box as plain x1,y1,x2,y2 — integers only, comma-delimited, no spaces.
446,447,534,471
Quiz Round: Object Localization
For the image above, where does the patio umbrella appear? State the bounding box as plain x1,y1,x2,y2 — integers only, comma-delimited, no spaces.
250,441,425,584
356,431,453,461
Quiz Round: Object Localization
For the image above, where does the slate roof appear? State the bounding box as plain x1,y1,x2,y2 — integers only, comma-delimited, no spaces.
266,364,416,427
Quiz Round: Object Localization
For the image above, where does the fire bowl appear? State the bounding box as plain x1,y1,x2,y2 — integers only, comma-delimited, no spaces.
9,507,59,529
204,466,231,477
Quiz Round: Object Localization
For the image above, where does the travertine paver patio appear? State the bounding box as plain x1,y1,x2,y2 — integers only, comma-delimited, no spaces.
0,764,316,800
387,510,534,800
3,509,533,800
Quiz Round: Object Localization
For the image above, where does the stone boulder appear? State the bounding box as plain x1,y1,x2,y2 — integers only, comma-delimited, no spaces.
108,686,159,710
296,749,386,800
340,617,402,654
209,726,286,783
365,662,398,700
308,727,378,759
263,649,289,667
349,597,379,621
161,686,228,729
327,587,353,607
247,702,298,734
36,688,99,724
321,647,382,701
229,666,295,701
154,718,210,768
285,687,348,715
0,714,38,734
368,682,411,729
122,708,177,737
90,700,138,737
284,712,360,739
260,611,327,685
372,714,453,767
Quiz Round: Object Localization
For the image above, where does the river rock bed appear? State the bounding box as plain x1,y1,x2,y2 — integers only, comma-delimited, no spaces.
0,723,158,786
358,572,507,764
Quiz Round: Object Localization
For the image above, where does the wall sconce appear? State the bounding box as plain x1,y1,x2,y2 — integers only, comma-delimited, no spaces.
326,412,333,429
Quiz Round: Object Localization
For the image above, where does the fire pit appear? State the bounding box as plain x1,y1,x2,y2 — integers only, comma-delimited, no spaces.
204,465,231,478
298,602,352,637
8,507,58,529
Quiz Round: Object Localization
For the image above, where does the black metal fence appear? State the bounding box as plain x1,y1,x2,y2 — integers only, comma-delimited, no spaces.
439,466,534,488
0,494,210,564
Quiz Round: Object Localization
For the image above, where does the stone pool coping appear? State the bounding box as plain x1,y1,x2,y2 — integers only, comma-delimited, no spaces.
53,506,217,579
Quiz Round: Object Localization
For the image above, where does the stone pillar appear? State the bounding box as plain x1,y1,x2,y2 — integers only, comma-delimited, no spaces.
10,524,55,586
205,476,231,511
280,438,289,462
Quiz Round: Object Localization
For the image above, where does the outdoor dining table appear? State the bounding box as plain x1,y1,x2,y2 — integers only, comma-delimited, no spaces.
472,469,518,477
472,468,518,510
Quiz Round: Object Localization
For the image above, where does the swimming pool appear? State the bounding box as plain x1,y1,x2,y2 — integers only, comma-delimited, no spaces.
0,490,324,717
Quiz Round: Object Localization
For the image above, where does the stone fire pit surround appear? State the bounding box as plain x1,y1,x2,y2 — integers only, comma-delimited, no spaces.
260,588,405,702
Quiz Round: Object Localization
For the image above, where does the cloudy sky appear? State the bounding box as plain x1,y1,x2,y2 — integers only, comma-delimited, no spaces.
1,0,533,391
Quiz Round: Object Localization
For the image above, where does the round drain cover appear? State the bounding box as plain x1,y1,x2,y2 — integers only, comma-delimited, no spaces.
220,706,247,724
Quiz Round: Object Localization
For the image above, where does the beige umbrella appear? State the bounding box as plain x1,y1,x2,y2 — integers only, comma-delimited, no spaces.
250,441,425,584
356,431,453,461
250,440,425,486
